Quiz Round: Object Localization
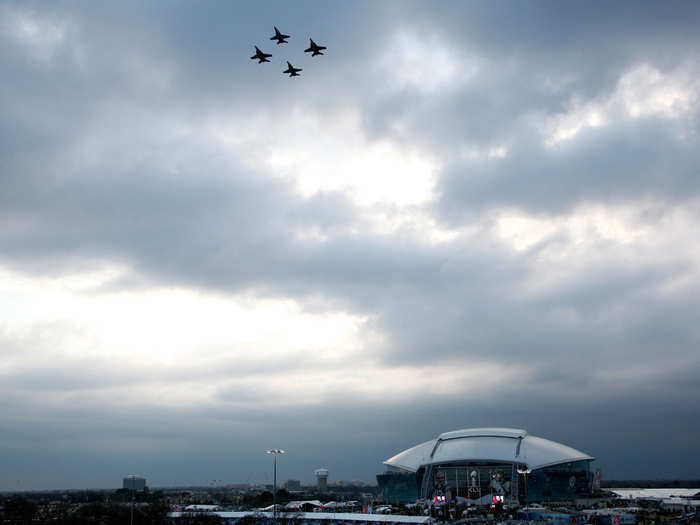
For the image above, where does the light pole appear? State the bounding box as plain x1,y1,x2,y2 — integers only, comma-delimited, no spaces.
266,449,285,521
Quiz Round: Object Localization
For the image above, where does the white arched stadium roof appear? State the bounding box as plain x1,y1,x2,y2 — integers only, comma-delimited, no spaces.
383,428,593,473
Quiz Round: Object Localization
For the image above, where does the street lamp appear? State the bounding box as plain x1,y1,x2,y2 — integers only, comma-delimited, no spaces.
266,449,285,520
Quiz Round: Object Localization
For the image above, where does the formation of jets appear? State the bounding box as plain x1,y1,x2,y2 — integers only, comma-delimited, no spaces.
250,26,326,77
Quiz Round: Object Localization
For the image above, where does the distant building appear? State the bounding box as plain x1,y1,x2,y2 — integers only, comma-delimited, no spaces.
284,479,302,491
314,469,329,492
379,427,596,505
336,480,367,488
123,475,146,491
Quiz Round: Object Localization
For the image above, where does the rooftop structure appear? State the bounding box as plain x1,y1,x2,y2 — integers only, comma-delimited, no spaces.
384,428,593,473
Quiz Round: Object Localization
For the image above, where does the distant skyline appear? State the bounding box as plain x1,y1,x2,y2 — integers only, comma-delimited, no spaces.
1,1,699,491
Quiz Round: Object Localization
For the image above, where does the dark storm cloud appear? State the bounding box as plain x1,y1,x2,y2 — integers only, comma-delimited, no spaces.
2,383,699,487
1,0,699,490
389,1,700,96
351,2,700,215
364,239,700,372
436,117,700,218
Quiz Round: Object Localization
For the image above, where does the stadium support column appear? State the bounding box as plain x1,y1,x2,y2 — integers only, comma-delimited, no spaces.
420,464,434,501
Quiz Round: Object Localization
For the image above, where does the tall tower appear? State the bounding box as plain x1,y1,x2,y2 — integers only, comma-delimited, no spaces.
314,468,328,492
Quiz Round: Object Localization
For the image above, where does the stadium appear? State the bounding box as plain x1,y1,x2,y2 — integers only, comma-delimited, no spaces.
377,428,596,505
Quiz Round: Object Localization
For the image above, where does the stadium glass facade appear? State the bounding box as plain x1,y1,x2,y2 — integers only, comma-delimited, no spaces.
422,461,519,504
379,460,593,504
523,460,592,502
377,472,420,504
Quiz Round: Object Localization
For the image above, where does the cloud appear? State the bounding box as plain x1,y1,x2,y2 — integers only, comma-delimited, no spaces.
1,0,699,490
545,63,698,146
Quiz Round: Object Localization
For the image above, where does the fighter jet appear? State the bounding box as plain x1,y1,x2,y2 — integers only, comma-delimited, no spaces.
283,61,302,77
250,46,272,63
304,39,326,56
270,26,290,44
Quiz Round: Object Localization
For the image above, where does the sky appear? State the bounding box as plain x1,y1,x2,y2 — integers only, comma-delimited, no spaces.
1,0,699,491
